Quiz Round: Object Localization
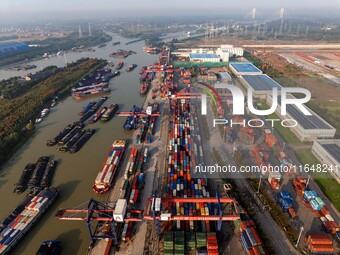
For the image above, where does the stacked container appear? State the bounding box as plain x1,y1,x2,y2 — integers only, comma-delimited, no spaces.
305,234,334,254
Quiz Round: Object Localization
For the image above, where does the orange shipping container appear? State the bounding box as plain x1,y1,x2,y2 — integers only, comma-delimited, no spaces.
252,246,261,255
250,227,263,246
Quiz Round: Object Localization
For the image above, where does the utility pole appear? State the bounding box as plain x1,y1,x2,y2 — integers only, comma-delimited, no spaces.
296,226,304,247
257,175,262,193
306,175,311,188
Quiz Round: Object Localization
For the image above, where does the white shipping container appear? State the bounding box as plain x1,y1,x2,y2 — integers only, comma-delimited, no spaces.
325,214,334,222
173,189,177,197
10,229,19,238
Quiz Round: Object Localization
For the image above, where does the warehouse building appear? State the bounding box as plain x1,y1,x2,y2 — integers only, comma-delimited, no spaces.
189,53,220,63
220,45,244,57
0,41,29,56
229,62,262,76
240,74,282,99
312,140,340,183
216,49,230,62
267,94,336,142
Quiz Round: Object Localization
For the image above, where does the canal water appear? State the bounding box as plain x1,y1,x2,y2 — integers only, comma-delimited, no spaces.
0,34,158,254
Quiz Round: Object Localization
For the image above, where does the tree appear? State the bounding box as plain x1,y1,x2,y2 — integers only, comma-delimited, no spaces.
26,121,34,131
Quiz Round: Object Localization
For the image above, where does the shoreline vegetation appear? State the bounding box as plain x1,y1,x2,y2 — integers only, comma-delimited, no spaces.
0,58,106,167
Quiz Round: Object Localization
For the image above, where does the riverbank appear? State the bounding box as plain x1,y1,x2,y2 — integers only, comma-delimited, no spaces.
0,58,106,167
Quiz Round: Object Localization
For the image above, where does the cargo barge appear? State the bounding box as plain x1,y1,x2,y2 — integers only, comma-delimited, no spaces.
0,188,59,255
27,157,49,191
36,240,61,255
58,127,83,146
71,82,108,93
88,107,107,124
69,129,95,154
58,129,84,152
40,160,57,188
101,103,118,122
46,123,77,146
78,102,96,117
116,62,124,70
72,87,110,101
93,140,127,194
13,164,36,194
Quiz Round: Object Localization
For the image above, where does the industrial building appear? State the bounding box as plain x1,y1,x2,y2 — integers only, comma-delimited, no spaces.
229,62,262,76
220,45,244,57
240,74,282,99
0,41,29,56
312,140,340,183
216,48,230,62
267,95,336,142
189,53,220,63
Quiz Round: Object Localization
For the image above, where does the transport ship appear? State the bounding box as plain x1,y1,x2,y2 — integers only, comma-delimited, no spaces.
115,62,124,70
58,127,82,146
58,129,84,152
69,129,95,154
140,83,149,95
13,164,36,194
27,157,49,191
126,64,137,72
78,102,96,117
88,107,107,124
72,87,110,100
40,160,57,188
123,105,140,130
0,188,59,255
35,240,61,255
71,82,108,93
101,103,118,122
46,123,77,146
0,196,33,233
93,140,127,194
112,41,120,46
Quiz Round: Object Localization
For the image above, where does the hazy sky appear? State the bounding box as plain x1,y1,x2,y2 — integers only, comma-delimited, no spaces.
1,0,340,22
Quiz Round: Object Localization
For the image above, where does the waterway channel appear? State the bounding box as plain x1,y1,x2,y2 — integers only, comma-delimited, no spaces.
0,34,159,254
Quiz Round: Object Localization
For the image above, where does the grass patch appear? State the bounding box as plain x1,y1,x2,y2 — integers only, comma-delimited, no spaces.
295,149,340,211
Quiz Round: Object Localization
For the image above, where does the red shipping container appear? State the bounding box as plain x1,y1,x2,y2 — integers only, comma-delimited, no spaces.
321,206,330,215
208,249,219,255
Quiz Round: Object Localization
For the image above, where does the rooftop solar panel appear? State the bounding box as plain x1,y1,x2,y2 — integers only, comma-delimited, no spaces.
230,63,261,73
278,97,332,130
242,75,282,91
322,144,340,162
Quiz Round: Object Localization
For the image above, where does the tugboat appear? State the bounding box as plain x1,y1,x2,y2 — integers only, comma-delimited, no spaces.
36,240,61,255
116,62,124,70
126,64,137,72
140,83,149,95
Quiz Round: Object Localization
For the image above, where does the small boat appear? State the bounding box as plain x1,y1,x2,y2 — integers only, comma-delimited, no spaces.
36,240,61,255
89,107,107,124
116,62,124,70
126,64,137,72
35,118,42,124
41,109,49,118
140,83,148,95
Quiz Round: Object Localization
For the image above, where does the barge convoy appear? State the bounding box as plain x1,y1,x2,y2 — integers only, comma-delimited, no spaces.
0,188,59,255
93,140,127,194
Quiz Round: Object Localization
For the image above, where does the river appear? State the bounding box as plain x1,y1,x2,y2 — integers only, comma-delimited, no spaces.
0,34,159,254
